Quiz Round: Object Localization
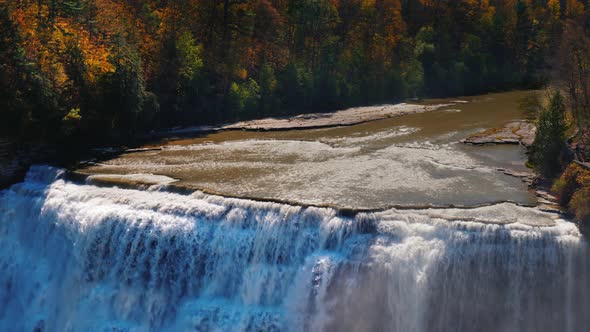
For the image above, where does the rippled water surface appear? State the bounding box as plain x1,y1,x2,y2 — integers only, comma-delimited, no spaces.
81,91,536,208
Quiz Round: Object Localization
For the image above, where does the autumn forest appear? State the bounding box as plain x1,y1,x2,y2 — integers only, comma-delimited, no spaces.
1,0,589,142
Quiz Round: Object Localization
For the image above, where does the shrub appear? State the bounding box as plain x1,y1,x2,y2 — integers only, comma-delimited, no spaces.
227,79,261,118
553,163,590,224
61,108,82,137
570,186,590,223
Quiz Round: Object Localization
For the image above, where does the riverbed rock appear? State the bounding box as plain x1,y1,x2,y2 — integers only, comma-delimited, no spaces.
0,140,58,189
461,121,536,146
223,102,456,131
0,140,30,188
537,204,561,213
495,168,535,186
535,190,558,202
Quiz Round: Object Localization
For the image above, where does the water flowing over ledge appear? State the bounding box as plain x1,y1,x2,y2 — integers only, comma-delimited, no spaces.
1,166,589,331
71,170,544,222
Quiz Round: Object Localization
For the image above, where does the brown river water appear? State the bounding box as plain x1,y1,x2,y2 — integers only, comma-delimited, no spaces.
80,91,537,210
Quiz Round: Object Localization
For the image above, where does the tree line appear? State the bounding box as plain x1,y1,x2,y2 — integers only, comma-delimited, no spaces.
1,0,589,142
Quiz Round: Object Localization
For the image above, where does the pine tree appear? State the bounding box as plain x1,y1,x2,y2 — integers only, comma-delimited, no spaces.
529,91,568,178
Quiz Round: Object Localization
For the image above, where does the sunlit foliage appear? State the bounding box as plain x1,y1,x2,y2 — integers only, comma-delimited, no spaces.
1,0,589,141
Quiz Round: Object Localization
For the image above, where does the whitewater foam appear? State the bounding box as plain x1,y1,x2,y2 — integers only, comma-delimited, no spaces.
0,166,588,331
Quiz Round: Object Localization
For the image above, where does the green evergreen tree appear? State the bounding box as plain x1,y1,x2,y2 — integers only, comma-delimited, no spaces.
529,91,568,178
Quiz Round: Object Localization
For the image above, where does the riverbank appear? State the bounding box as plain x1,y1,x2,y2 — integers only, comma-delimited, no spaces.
552,162,590,226
0,140,59,189
147,101,463,140
222,102,459,131
460,118,590,225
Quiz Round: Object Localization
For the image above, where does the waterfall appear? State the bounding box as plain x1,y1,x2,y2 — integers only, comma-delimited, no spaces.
0,166,588,332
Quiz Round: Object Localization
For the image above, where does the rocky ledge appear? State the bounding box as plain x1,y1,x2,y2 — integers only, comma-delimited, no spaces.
0,140,58,189
223,102,457,131
461,121,535,146
493,167,560,213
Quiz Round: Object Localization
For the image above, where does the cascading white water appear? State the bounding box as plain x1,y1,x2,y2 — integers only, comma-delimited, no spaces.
0,166,588,332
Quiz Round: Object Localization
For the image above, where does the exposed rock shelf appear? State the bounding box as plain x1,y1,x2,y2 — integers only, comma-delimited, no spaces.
461,121,535,146
223,102,456,131
0,140,57,189
69,170,558,226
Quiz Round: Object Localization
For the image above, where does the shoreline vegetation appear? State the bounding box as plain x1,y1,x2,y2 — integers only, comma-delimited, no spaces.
1,1,579,143
460,89,589,226
526,91,590,226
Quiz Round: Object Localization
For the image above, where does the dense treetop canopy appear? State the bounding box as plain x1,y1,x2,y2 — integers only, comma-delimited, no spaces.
1,0,589,141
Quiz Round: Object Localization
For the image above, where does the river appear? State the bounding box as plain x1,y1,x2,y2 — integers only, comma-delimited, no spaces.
1,91,588,331
80,91,536,209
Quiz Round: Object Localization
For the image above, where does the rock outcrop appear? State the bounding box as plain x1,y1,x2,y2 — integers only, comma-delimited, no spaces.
461,121,535,146
223,102,456,131
0,140,57,189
